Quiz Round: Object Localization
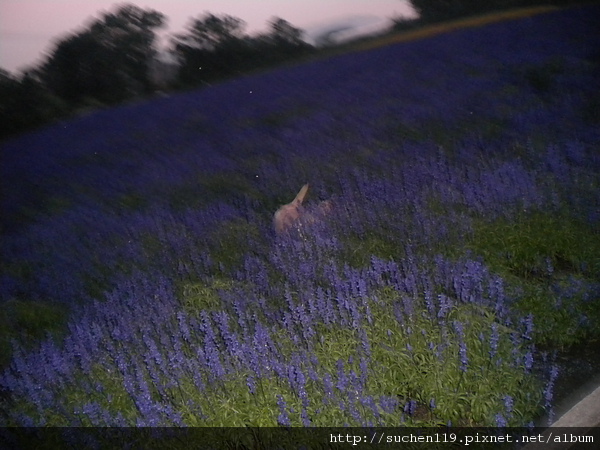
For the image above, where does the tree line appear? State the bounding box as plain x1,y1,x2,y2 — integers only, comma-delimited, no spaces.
0,0,580,140
0,4,314,140
408,0,578,23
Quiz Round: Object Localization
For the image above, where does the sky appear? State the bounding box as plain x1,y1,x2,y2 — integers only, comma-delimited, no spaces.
0,0,416,74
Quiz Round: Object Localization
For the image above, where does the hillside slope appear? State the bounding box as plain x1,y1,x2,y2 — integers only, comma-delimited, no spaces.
1,4,599,429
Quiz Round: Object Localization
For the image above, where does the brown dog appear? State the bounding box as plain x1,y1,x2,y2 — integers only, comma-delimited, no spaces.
273,184,333,235
273,183,310,235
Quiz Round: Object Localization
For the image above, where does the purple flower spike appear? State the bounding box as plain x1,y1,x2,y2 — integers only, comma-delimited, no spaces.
379,395,398,414
524,350,534,372
495,413,508,427
246,375,256,394
336,360,347,392
522,313,534,340
453,320,468,372
277,395,292,426
503,395,514,415
404,399,417,416
323,373,334,402
489,323,500,360
437,294,452,318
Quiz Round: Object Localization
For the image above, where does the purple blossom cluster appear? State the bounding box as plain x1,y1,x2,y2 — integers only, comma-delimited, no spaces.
1,5,599,426
0,237,538,425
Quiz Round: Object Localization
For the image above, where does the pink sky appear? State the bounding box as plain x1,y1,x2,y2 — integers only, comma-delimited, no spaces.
0,0,416,74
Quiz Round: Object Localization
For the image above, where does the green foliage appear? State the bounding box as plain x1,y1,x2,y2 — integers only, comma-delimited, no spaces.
199,172,263,204
208,217,263,272
470,212,599,281
242,103,315,130
513,280,600,349
341,232,404,268
469,211,600,347
13,282,542,427
365,289,542,426
179,278,249,313
580,91,600,125
116,192,148,211
0,300,69,368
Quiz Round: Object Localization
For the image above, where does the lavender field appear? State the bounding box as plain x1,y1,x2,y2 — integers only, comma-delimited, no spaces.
1,5,599,428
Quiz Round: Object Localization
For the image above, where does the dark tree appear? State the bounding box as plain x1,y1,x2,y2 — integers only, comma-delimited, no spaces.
268,18,305,46
175,13,247,50
90,4,165,94
42,4,165,106
42,33,107,104
409,0,523,22
407,0,579,23
256,17,313,65
173,14,250,85
173,14,313,87
0,69,67,140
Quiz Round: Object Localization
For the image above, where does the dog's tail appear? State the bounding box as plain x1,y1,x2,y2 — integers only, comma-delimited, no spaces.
290,183,310,206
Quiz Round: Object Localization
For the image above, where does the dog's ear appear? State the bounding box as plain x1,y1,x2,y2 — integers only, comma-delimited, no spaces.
291,183,310,206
